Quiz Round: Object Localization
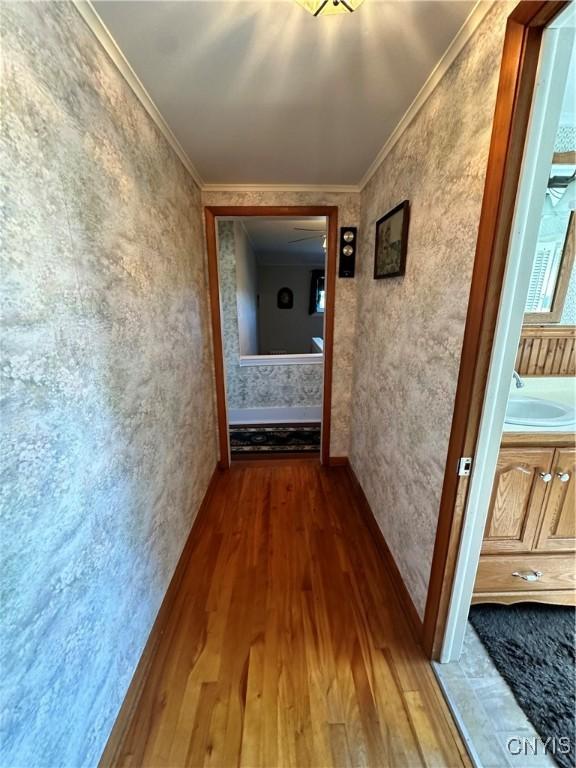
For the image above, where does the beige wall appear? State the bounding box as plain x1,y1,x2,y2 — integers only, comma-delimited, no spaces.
258,264,324,354
2,3,217,766
349,2,514,619
204,190,360,457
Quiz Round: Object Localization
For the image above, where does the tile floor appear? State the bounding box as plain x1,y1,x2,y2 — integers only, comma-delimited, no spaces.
434,623,557,768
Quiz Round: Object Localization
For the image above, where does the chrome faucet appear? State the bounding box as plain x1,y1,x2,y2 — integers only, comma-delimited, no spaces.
512,370,525,389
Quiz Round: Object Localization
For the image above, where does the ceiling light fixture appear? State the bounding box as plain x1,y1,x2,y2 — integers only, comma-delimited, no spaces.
295,0,364,17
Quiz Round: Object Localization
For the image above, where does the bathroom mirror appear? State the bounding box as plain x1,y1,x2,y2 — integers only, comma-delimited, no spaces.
216,216,327,364
524,158,575,325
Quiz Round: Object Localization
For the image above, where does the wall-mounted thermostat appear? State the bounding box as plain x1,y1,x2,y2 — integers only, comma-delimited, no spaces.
339,227,357,278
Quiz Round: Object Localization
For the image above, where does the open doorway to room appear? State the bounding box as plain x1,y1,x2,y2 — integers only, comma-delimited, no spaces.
427,4,575,767
204,206,338,467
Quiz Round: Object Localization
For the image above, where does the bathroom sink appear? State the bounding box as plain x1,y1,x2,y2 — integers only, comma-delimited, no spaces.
505,396,576,427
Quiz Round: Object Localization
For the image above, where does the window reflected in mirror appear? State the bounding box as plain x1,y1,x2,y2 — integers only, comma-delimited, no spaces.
524,167,574,324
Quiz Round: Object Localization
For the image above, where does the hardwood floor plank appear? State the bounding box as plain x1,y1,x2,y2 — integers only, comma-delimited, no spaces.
111,462,469,768
328,723,353,768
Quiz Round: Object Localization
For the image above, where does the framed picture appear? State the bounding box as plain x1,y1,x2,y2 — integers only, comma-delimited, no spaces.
277,287,293,309
374,200,410,279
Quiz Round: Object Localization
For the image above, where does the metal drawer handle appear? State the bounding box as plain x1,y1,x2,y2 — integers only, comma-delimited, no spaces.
539,472,552,483
512,570,542,582
556,472,570,483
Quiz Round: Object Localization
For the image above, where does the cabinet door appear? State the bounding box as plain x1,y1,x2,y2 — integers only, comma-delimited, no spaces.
535,447,576,553
482,448,555,554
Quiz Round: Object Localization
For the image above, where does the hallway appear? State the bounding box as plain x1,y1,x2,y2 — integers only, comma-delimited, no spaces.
111,461,468,767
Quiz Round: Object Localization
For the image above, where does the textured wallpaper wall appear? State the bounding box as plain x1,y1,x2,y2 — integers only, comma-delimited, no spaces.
350,2,515,619
204,190,360,457
1,4,217,766
217,221,324,410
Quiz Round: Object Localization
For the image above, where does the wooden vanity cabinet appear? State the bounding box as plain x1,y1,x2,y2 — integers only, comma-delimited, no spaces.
481,447,554,554
535,447,575,552
473,441,576,606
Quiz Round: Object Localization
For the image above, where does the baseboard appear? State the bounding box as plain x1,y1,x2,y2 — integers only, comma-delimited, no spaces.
343,459,424,642
98,465,221,767
328,456,349,466
228,406,322,425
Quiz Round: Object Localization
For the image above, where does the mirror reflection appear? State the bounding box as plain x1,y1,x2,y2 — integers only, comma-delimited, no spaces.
217,216,327,358
524,63,575,325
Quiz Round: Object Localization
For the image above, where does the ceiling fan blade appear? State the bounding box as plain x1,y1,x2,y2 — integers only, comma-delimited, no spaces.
287,235,324,244
293,227,325,232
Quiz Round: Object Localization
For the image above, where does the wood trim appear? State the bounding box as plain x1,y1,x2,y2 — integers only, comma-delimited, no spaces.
98,466,222,768
501,431,576,448
471,589,575,605
205,209,230,468
515,325,576,375
343,459,424,642
422,0,569,659
231,456,319,468
509,0,566,26
553,151,576,165
322,207,338,465
519,324,576,337
328,456,349,466
204,206,339,468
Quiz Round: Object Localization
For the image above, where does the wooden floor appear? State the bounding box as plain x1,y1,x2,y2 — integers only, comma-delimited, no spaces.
113,460,469,768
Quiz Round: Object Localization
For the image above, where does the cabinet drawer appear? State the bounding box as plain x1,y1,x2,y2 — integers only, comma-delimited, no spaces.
475,554,576,593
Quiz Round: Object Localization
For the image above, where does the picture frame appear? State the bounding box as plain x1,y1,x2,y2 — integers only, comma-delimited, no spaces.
277,287,293,309
374,200,410,279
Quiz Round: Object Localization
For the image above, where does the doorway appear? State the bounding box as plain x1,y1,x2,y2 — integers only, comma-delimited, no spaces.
204,206,338,468
425,2,575,766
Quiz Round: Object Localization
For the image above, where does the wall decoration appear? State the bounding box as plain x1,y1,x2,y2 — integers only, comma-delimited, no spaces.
374,200,410,279
339,227,357,278
277,287,294,309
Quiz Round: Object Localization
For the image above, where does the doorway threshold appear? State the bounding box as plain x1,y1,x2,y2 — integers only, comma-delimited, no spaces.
433,625,556,768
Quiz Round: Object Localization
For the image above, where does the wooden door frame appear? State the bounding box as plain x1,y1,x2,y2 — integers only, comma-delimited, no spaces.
422,0,568,659
204,205,339,469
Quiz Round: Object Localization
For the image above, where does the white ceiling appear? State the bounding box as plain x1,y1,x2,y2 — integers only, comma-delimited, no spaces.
235,216,326,265
94,0,475,185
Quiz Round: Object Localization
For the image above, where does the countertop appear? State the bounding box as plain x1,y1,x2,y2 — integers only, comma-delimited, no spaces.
503,376,575,434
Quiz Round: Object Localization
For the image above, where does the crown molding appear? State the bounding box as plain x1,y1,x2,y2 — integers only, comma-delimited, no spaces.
73,0,204,190
359,0,494,191
202,183,360,194
73,0,491,198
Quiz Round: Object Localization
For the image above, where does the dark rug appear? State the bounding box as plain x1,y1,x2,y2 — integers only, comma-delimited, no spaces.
469,604,576,768
230,425,320,454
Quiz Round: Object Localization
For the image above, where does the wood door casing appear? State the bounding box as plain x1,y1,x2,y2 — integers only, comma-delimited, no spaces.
535,447,576,552
482,447,555,554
